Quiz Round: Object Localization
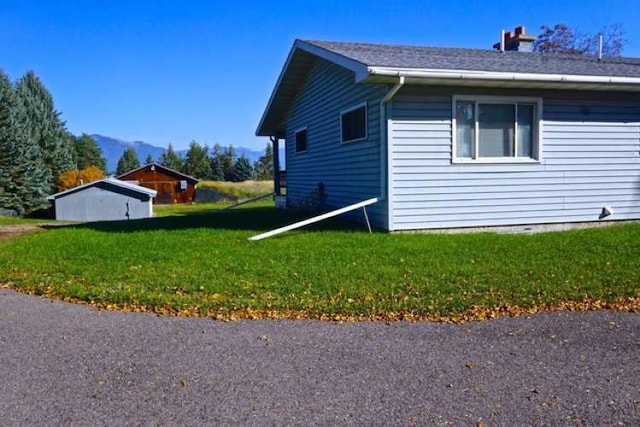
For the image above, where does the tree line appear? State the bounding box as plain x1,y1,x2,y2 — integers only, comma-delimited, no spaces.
116,141,274,182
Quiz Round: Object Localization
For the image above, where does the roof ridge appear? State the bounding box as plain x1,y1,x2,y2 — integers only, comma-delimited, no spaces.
303,39,640,62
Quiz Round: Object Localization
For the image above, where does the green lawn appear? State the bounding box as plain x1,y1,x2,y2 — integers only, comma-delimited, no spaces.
1,204,638,321
0,217,54,226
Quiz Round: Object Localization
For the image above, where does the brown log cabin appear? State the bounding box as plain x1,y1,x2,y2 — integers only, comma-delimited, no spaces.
117,163,198,204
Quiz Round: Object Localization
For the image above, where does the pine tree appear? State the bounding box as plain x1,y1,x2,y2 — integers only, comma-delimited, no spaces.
144,154,154,165
221,145,236,181
116,147,141,176
14,70,75,191
232,155,254,182
184,141,212,179
0,70,50,215
254,143,274,181
210,155,224,181
75,133,107,172
159,143,184,171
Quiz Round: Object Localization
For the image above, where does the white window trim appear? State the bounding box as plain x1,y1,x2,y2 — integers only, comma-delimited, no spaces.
340,102,368,144
451,95,543,164
294,127,308,154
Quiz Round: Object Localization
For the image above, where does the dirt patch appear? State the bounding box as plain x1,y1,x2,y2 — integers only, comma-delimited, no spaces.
0,225,45,242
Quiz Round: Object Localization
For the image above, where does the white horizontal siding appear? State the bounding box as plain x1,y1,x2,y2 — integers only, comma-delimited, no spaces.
388,90,640,230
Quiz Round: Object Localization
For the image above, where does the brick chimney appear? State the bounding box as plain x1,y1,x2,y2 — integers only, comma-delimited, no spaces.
493,26,536,52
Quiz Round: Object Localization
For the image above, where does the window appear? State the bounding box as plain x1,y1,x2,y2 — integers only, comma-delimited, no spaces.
295,128,307,153
341,103,367,143
453,96,541,162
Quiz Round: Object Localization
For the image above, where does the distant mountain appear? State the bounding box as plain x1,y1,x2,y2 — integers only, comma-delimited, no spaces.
90,134,273,174
90,135,165,173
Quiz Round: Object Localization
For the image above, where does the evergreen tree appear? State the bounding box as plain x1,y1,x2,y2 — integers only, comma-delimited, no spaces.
184,141,212,179
254,143,274,181
144,154,154,165
159,143,184,172
75,133,107,172
221,145,236,181
116,147,140,176
0,70,50,215
232,155,254,182
210,155,224,181
14,70,75,191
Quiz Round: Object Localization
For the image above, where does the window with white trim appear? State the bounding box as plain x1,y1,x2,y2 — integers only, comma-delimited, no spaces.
295,128,307,153
341,103,367,143
453,96,542,162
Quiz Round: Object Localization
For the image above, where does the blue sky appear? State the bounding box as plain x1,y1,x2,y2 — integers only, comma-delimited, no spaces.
2,0,639,151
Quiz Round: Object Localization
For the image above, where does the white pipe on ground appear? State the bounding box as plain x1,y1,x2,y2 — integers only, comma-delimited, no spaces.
248,197,379,241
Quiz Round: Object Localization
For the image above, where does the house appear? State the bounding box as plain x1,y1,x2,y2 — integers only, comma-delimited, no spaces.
117,163,198,204
47,177,157,222
256,28,640,231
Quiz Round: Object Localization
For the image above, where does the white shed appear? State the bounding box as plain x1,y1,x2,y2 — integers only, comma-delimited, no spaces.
47,178,157,222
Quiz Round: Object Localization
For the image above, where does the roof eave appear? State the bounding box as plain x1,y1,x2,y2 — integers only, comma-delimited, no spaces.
48,178,157,200
256,40,369,137
366,66,640,91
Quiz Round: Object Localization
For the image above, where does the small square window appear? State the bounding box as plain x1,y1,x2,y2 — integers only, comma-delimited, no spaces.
295,128,307,153
341,103,367,143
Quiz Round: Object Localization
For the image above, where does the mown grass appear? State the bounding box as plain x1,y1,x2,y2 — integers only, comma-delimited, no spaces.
153,201,275,217
0,217,55,226
0,204,638,320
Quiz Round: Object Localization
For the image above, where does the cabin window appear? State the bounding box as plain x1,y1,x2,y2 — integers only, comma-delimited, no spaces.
341,102,367,143
295,128,307,153
453,96,542,163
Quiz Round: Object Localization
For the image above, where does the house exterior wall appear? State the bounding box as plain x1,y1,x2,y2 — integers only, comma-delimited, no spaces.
283,58,388,228
53,185,153,222
119,167,196,204
387,86,640,230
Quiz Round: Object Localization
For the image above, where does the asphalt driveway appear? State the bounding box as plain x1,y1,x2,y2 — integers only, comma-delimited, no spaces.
1,288,638,425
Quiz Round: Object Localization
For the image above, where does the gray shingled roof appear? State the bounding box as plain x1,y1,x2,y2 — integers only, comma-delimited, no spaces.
256,39,640,136
304,40,640,78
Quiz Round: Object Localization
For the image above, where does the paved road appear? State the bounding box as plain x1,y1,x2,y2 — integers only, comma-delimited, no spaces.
0,289,638,426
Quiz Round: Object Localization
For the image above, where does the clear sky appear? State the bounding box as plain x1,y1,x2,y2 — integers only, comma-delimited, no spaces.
2,0,639,151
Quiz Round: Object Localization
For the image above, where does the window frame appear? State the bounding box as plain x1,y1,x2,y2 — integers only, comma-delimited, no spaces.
452,95,543,164
294,127,308,154
340,102,368,144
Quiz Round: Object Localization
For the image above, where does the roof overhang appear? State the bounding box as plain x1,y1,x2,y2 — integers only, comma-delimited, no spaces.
365,66,640,92
256,40,368,137
48,178,158,201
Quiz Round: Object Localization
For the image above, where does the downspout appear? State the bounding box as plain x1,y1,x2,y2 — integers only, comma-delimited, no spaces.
379,75,405,231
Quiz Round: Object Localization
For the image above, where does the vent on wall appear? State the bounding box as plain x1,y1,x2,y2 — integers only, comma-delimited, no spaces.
600,206,614,219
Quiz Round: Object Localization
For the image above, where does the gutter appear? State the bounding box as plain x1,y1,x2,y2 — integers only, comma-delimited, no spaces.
379,76,405,231
368,66,640,87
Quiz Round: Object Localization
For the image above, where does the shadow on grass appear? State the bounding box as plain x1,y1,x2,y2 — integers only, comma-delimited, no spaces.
61,206,373,234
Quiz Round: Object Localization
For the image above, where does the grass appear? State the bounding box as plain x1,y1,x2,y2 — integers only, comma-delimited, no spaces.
0,217,55,226
0,203,638,321
197,180,274,200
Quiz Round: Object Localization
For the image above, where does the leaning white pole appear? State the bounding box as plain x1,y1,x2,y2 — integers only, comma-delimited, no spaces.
248,197,379,241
